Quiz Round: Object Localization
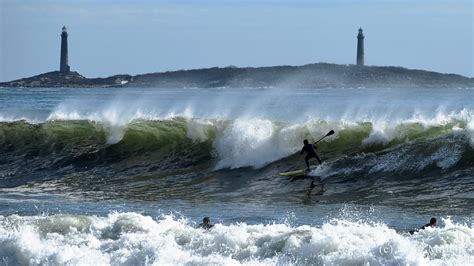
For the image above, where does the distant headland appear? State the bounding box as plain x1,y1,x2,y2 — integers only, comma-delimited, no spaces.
1,63,473,89
1,26,473,89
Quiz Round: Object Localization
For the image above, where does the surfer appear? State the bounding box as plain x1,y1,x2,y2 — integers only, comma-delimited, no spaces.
409,217,436,234
198,217,214,230
300,139,322,170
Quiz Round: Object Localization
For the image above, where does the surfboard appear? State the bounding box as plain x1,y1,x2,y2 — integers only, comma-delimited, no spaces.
279,169,307,177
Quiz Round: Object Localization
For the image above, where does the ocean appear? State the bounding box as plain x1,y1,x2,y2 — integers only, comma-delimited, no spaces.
0,86,473,265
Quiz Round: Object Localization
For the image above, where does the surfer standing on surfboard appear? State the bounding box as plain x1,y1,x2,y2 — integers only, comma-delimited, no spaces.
300,139,322,170
300,130,334,171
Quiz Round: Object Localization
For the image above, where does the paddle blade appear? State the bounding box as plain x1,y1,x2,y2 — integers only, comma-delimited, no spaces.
326,130,335,137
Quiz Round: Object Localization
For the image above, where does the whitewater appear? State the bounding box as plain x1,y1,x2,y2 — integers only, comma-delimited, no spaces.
0,86,473,265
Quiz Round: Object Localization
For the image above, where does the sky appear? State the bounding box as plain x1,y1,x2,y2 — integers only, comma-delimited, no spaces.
1,0,473,81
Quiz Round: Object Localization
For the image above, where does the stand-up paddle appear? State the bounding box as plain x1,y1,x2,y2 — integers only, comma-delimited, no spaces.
279,130,335,177
313,130,335,145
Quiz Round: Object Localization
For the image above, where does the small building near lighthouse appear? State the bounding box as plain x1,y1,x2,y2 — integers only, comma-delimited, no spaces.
356,28,365,66
60,26,70,73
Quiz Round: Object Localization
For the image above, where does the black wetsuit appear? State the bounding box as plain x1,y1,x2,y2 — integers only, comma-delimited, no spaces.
300,143,322,169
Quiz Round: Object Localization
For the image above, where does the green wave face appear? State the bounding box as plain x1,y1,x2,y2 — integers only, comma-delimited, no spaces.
0,118,472,167
0,118,473,204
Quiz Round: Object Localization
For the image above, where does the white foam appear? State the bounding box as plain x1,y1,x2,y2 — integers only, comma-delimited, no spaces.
0,213,472,265
214,118,283,169
210,116,349,169
307,164,331,179
464,109,474,146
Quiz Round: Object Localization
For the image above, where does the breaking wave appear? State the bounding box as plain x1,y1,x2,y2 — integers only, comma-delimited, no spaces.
1,111,473,170
0,213,472,265
1,110,473,207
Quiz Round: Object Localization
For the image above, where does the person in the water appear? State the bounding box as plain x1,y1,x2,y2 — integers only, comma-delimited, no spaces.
420,217,437,230
409,217,436,234
300,139,322,170
199,217,214,230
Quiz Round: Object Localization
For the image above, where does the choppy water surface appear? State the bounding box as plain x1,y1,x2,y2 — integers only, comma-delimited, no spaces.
0,87,473,264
